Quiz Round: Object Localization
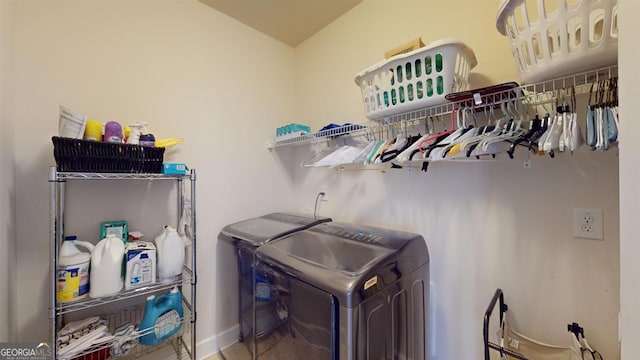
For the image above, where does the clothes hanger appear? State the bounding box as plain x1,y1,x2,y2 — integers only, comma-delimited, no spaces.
586,82,598,150
443,107,479,157
381,121,423,163
605,78,618,145
541,95,565,157
438,107,478,159
413,109,458,156
463,102,511,158
350,126,379,164
568,322,604,360
524,93,553,154
364,127,386,164
531,93,557,155
507,99,542,158
395,117,431,163
562,86,584,153
472,101,523,158
596,81,606,150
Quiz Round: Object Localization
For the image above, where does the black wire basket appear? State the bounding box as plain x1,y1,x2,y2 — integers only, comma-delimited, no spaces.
52,136,165,173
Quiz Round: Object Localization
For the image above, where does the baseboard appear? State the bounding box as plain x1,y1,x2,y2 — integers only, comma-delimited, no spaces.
196,324,239,360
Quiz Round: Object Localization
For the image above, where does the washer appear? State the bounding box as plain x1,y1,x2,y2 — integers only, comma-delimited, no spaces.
254,221,429,359
218,213,331,354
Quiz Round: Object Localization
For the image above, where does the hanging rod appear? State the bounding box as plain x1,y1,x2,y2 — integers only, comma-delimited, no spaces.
269,64,617,148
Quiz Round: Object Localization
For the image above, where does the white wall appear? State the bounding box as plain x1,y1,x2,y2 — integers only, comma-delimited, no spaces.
618,0,639,358
291,1,620,359
12,0,296,355
0,0,16,343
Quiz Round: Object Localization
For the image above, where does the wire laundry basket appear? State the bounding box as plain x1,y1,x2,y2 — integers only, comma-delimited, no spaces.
496,0,618,84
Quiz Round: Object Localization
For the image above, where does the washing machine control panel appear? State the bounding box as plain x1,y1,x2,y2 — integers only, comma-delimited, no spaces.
320,225,384,245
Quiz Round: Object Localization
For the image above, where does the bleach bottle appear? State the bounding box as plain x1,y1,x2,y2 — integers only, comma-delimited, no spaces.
155,226,185,284
139,288,184,345
90,234,125,298
57,236,94,303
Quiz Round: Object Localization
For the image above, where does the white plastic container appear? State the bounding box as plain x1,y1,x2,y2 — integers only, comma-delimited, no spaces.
354,39,477,120
124,241,157,290
59,105,88,139
496,0,618,83
57,236,94,303
155,226,185,284
89,234,125,298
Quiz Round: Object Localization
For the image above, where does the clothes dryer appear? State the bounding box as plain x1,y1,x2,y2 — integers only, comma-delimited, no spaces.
254,221,429,360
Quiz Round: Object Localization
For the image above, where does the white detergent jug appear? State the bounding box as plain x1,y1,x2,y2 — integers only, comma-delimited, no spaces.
57,236,95,303
90,234,125,298
155,226,185,284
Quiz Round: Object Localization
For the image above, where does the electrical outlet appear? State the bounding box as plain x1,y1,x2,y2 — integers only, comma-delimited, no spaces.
320,185,328,201
572,208,603,240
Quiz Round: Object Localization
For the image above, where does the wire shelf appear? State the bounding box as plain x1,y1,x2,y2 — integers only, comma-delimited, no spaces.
53,171,191,181
269,65,618,148
270,124,368,148
56,300,193,360
49,167,197,360
54,268,193,316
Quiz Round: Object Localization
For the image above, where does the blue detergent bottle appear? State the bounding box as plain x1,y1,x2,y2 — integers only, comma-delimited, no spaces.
139,287,184,345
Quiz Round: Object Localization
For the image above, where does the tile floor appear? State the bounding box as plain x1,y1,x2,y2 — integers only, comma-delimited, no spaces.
205,342,252,360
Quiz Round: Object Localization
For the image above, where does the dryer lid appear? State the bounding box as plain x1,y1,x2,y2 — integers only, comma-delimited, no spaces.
220,212,330,245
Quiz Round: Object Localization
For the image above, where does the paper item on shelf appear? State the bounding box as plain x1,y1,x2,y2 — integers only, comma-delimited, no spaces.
311,145,363,167
59,105,88,139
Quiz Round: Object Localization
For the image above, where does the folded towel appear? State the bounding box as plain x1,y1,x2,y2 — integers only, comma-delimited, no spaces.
110,322,139,357
57,317,107,349
58,316,102,337
58,325,114,360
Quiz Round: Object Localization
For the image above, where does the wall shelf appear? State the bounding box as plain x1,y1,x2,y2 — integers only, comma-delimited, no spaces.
54,171,193,181
268,65,618,149
54,268,193,316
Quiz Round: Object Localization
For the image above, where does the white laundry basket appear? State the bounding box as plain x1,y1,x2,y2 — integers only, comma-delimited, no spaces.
354,39,477,121
497,0,618,84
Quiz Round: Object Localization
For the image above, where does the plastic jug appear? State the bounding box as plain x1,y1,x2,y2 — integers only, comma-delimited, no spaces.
89,234,125,298
155,226,185,284
139,288,184,345
57,236,95,303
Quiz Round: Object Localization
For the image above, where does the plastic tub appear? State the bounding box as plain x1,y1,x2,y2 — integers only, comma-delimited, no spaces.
354,39,477,121
496,0,618,84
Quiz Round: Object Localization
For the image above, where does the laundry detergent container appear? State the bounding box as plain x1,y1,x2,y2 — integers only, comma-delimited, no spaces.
217,213,330,355
355,39,477,120
496,0,618,83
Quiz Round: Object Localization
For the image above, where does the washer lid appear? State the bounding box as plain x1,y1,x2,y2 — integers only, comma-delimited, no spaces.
260,222,425,275
265,230,394,275
220,212,331,245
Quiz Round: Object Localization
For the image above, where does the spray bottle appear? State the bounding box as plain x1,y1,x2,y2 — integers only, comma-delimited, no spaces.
126,122,149,145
